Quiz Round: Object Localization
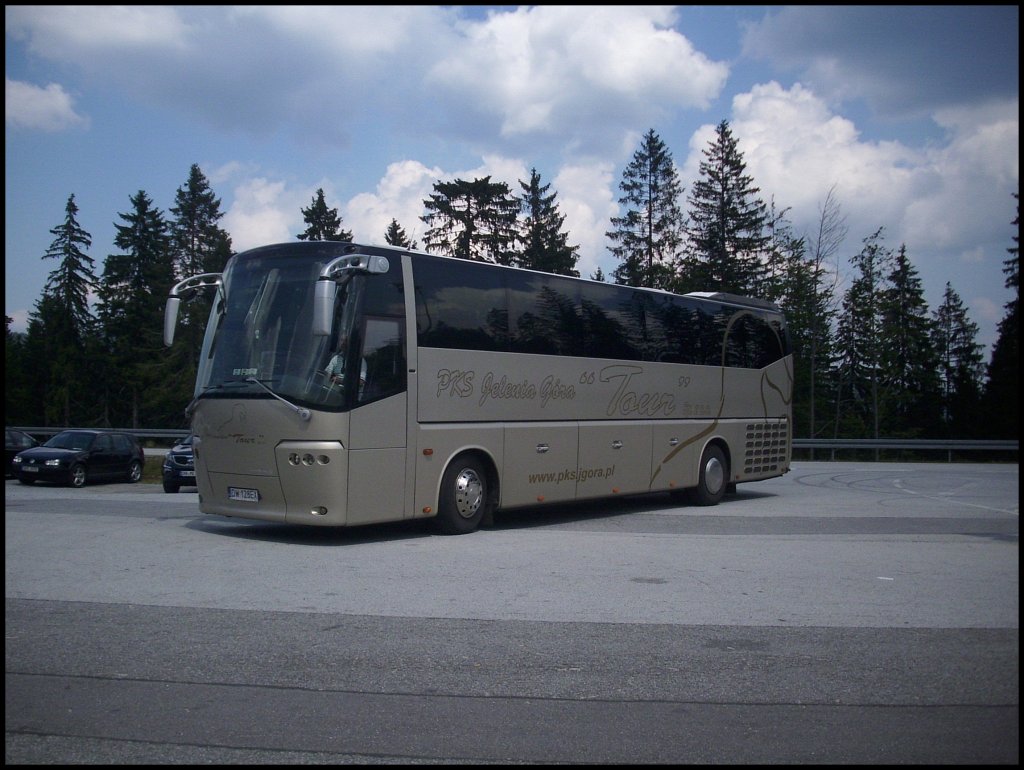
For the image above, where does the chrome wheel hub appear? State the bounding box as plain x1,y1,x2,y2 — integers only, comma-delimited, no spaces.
454,468,484,519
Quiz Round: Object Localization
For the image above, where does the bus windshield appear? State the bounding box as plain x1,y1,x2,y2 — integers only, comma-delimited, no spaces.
196,250,361,411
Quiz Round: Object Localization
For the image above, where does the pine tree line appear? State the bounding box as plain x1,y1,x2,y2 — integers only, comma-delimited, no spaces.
5,128,1019,443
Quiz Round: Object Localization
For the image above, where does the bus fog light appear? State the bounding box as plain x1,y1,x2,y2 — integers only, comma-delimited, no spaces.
302,453,315,466
317,455,330,465
311,506,328,516
288,453,300,465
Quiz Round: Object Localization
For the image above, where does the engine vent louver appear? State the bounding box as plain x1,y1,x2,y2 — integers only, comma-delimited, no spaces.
743,419,789,475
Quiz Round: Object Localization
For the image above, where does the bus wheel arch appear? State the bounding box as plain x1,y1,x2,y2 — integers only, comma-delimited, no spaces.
434,450,498,535
688,440,729,506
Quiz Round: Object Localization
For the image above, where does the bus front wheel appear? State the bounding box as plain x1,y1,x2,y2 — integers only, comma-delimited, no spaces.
435,456,490,535
689,444,727,506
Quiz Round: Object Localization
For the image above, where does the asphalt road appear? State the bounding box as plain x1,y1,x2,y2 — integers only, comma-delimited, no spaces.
5,462,1019,764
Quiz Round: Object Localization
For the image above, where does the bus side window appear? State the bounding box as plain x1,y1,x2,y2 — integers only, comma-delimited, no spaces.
357,316,406,403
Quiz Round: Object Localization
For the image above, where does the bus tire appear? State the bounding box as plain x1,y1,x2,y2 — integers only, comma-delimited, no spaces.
435,456,489,535
688,444,727,506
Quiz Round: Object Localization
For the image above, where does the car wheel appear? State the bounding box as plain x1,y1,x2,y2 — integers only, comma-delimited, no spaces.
69,464,87,488
127,460,143,483
163,481,179,494
687,444,727,506
434,455,490,535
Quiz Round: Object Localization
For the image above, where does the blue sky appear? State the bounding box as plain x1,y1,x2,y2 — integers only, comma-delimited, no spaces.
5,5,1019,356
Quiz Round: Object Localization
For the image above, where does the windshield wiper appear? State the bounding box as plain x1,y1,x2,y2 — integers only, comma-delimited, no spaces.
246,378,312,421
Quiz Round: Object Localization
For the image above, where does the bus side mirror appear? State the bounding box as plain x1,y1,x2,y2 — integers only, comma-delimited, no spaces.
313,280,336,336
164,297,181,346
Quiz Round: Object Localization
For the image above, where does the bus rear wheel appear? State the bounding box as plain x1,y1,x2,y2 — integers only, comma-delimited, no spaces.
435,456,490,535
688,444,727,506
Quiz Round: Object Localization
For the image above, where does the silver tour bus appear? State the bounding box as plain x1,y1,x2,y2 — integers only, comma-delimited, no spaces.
164,241,793,534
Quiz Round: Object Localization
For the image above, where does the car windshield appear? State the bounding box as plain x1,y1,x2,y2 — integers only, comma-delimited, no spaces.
44,431,96,451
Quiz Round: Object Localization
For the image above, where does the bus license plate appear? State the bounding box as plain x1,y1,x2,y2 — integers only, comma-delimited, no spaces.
228,486,260,502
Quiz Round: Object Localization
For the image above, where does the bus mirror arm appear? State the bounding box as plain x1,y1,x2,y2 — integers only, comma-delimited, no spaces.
164,273,223,346
313,254,389,336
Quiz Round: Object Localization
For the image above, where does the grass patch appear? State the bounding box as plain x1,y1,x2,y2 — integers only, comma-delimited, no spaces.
142,456,164,484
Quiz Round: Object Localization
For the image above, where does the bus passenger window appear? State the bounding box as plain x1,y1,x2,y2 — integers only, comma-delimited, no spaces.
357,316,406,403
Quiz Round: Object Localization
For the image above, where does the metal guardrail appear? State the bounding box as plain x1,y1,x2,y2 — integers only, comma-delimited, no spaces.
791,438,1018,462
11,427,189,444
792,438,1018,451
10,428,1017,458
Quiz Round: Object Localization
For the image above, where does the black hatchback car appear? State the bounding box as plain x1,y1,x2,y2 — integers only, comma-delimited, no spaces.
12,429,145,488
162,434,196,493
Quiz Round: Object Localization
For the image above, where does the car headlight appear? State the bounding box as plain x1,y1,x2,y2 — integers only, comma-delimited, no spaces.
45,459,63,467
12,456,22,465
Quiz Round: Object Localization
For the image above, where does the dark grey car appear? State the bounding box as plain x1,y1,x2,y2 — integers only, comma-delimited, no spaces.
13,429,144,488
162,435,196,493
6,429,39,477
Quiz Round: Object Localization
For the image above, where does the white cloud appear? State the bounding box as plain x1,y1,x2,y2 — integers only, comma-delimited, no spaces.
5,78,88,131
6,308,30,334
972,296,1005,326
5,6,727,159
229,5,444,57
673,80,1017,352
346,160,446,246
716,81,925,232
5,5,191,58
903,99,1020,251
553,163,619,278
428,6,728,141
222,177,297,252
681,82,1018,276
345,155,618,279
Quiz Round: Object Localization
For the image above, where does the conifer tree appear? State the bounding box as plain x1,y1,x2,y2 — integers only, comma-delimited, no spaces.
769,210,837,441
931,282,985,437
983,193,1019,439
518,168,580,276
96,190,174,427
32,194,99,425
384,218,417,249
421,177,520,265
834,228,891,442
879,244,941,437
761,198,794,304
42,194,96,336
5,317,34,425
170,164,232,278
800,186,845,446
606,129,684,289
297,188,352,241
681,120,768,295
166,165,233,424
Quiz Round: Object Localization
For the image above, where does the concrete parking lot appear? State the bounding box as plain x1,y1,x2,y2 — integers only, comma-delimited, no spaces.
5,462,1019,763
